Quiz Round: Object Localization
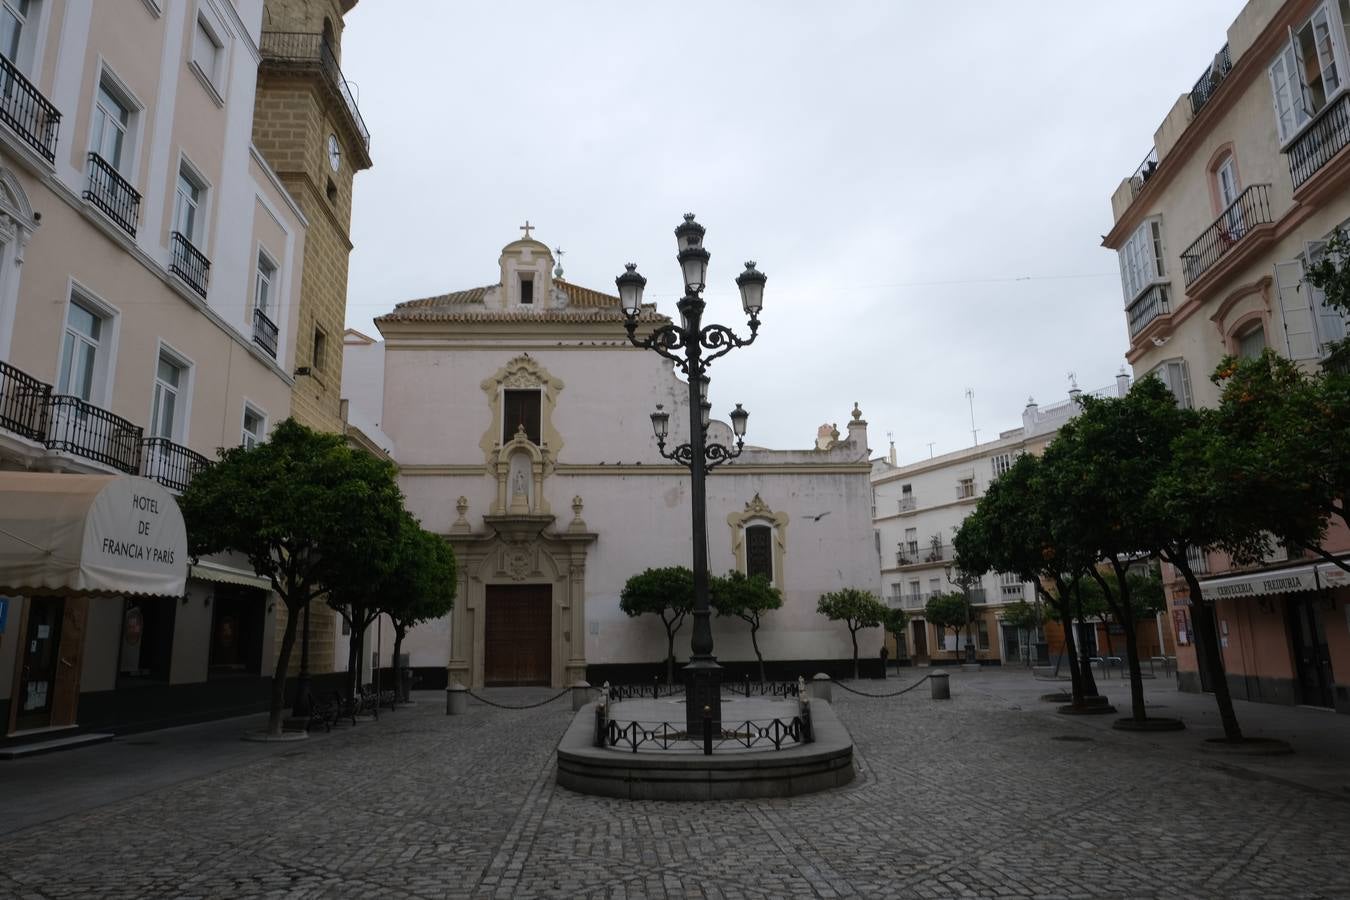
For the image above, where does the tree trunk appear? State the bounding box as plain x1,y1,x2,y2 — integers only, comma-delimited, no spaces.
269,601,302,735
750,621,766,683
346,623,361,703
1111,563,1147,723
665,628,676,685
850,626,860,680
1071,581,1100,697
1177,559,1243,741
1043,582,1083,704
392,625,407,700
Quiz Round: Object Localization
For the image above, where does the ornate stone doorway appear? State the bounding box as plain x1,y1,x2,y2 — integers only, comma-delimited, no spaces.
484,584,552,686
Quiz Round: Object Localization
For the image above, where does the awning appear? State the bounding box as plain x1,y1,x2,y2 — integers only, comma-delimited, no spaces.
0,472,187,597
1318,561,1350,590
1198,564,1319,601
189,559,271,590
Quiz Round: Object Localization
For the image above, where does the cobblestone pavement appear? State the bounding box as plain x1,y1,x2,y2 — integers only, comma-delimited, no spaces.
2,672,1349,899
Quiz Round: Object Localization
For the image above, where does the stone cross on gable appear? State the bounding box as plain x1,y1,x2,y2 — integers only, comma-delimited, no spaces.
519,220,534,239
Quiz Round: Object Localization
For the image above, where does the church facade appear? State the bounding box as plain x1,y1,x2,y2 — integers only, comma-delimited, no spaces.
343,232,882,688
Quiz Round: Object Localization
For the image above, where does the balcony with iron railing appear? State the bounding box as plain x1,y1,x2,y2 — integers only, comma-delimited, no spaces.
83,153,141,237
1128,147,1159,198
1126,283,1171,337
169,231,210,299
896,542,947,567
1287,92,1350,190
897,495,916,513
252,307,279,358
0,53,60,162
140,436,210,493
1189,44,1232,116
0,358,50,441
259,32,370,153
45,394,142,474
1179,184,1272,287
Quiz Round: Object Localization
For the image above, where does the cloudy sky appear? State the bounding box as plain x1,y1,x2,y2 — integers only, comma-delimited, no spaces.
341,1,1242,462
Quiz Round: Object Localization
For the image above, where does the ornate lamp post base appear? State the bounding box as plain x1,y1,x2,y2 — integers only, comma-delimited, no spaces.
685,658,724,734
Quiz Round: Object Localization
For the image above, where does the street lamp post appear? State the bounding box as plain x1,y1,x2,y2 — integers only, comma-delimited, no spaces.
617,214,765,734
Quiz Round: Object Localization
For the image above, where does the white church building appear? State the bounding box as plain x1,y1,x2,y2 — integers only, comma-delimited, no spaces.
342,230,881,688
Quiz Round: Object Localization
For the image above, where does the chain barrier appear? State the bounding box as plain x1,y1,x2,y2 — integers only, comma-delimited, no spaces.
831,674,933,698
464,686,572,710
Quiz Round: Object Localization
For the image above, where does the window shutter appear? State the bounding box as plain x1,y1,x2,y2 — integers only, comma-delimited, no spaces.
1305,241,1347,349
1274,259,1318,360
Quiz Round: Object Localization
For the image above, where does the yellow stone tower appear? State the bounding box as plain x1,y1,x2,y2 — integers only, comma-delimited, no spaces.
253,1,373,677
254,0,372,434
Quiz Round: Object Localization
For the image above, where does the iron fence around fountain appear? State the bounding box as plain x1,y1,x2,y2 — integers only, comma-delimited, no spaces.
600,712,812,753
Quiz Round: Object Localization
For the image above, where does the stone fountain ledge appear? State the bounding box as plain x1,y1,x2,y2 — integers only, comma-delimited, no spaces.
555,699,855,801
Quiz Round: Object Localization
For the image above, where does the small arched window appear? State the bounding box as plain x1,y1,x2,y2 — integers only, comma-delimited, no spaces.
1235,320,1266,359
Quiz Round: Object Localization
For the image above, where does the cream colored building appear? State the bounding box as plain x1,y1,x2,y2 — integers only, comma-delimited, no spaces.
0,0,309,744
344,232,883,689
1103,0,1350,711
871,377,1131,666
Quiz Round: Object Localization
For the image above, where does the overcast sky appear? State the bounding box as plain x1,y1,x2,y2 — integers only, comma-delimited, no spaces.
341,1,1243,462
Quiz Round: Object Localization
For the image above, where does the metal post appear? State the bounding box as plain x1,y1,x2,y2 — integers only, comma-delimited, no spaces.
681,295,723,736
374,613,382,719
702,705,713,756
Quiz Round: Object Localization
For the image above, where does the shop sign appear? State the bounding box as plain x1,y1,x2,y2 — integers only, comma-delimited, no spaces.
80,477,187,594
1199,567,1317,601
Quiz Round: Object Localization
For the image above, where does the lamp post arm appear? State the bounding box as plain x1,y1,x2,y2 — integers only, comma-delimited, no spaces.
625,320,691,374
697,316,759,368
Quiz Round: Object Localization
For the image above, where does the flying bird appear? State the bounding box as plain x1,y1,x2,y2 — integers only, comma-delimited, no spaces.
806,511,831,522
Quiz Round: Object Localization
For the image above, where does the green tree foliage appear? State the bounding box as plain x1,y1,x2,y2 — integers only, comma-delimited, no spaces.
882,606,909,668
620,566,694,684
1000,599,1041,632
711,570,783,682
1210,351,1350,574
817,588,886,679
376,513,458,700
179,418,405,735
1043,380,1196,723
954,454,1098,704
923,591,971,660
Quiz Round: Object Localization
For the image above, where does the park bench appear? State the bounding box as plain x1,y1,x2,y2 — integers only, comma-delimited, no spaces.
306,695,340,732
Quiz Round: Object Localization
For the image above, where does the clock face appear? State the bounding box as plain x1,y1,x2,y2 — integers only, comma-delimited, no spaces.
327,134,340,172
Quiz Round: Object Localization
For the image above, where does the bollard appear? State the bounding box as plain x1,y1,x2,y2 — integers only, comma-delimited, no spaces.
929,671,951,700
810,672,833,703
571,680,593,712
702,705,713,756
446,682,468,715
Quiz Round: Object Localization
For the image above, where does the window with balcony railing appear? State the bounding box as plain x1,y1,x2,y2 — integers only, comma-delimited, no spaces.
83,152,140,236
170,230,210,298
1189,44,1231,115
0,53,60,162
0,358,49,440
1127,283,1171,337
45,394,142,473
1118,217,1167,306
1179,184,1272,286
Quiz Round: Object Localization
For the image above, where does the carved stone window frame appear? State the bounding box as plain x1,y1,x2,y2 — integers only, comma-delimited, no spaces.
479,353,565,472
727,493,789,588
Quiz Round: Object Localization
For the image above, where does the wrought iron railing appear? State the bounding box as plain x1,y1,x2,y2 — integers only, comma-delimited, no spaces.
169,231,210,298
252,307,279,358
1129,147,1159,197
600,715,811,753
1288,92,1350,189
898,542,946,566
1179,184,1272,286
0,359,50,441
45,395,142,473
140,437,210,492
1127,283,1171,337
83,153,140,236
1189,44,1232,116
0,54,60,162
259,32,369,151
898,495,916,512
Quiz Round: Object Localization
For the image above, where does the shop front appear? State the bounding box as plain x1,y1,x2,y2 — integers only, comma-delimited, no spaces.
1185,561,1350,713
0,473,187,740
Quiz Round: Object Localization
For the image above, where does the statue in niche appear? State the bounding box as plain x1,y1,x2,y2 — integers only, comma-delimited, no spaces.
508,452,532,513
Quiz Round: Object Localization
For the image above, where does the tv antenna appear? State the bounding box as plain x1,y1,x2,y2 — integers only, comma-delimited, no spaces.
965,388,979,446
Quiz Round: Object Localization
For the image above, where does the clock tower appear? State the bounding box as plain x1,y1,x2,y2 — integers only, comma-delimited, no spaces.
253,0,372,434
253,1,373,679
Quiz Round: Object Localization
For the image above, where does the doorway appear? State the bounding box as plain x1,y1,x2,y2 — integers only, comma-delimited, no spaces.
911,619,928,663
1001,623,1021,665
14,596,65,731
484,584,551,686
1288,595,1335,708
